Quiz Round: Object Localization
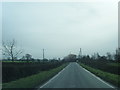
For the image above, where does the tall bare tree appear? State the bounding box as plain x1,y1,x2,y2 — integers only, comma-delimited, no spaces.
2,39,23,61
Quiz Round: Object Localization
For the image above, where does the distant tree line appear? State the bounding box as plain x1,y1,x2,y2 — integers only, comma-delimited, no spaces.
63,48,120,63
2,39,120,63
79,48,120,62
2,39,62,62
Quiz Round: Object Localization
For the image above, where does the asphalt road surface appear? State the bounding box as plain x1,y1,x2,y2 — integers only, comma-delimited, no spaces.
38,62,115,88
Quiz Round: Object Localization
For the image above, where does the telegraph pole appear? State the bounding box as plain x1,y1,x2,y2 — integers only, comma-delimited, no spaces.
43,49,44,60
78,48,82,58
80,48,82,56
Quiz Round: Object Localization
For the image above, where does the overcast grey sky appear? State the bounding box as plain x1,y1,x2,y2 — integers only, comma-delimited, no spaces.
2,2,118,59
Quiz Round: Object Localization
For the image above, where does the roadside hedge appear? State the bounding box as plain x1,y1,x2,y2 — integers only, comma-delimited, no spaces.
2,63,68,89
79,59,119,75
2,61,63,83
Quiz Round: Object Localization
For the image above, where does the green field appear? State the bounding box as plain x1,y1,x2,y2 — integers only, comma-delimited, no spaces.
2,63,68,89
79,62,120,87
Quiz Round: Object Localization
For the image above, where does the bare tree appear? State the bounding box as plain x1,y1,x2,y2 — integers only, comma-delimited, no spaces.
2,39,23,61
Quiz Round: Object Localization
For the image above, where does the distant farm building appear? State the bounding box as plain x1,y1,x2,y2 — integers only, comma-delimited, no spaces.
64,54,77,62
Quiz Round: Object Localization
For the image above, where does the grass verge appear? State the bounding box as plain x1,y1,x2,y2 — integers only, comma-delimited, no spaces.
79,62,120,87
2,63,68,89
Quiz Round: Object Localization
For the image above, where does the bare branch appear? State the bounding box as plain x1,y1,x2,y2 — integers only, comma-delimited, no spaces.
2,42,11,56
14,49,23,57
2,39,23,61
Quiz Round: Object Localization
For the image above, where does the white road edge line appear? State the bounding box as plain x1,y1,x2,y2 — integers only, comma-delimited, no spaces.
79,63,115,88
39,64,70,88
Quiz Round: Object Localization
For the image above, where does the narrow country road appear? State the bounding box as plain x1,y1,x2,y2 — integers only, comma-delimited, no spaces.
38,62,115,88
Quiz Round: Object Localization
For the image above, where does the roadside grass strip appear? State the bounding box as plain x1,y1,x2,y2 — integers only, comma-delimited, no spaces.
2,63,68,89
79,63,120,87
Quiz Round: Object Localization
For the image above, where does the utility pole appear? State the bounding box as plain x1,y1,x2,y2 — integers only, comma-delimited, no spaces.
43,49,44,60
78,48,82,58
